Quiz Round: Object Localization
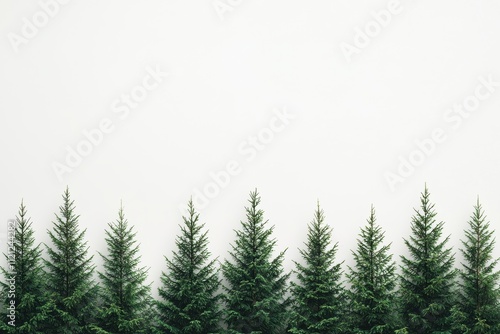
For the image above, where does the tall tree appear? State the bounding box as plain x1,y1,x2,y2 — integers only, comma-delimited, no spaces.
222,189,290,334
0,200,54,333
458,199,500,333
288,202,346,334
157,199,221,333
44,187,100,333
399,185,457,334
347,205,397,334
97,203,156,334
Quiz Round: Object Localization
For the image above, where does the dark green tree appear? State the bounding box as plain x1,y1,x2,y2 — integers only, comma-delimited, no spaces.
399,185,456,334
222,189,290,334
0,200,55,333
288,202,346,334
157,199,221,333
97,203,156,334
44,188,100,333
347,205,397,334
457,199,500,333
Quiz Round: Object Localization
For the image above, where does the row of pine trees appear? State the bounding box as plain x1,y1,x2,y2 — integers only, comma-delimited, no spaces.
1,186,499,333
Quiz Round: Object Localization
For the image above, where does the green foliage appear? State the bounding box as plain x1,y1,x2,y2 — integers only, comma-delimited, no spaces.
222,190,290,334
0,200,54,333
97,203,156,334
399,185,457,334
393,328,408,334
347,205,397,334
456,200,500,333
448,304,469,334
3,185,500,333
157,199,222,333
288,202,346,334
44,188,100,333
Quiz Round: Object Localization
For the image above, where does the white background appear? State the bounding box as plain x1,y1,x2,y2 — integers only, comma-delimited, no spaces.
1,0,500,294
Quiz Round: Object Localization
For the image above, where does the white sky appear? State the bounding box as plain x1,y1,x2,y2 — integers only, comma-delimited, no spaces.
1,0,500,294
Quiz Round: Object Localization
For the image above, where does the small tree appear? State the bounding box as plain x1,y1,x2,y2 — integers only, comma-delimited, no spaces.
222,189,290,334
157,199,221,333
458,199,500,333
44,188,100,333
289,202,346,334
98,203,155,334
347,205,397,334
0,200,54,333
399,185,456,334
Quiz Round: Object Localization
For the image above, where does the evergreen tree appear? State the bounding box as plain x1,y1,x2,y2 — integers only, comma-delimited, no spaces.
399,185,456,334
97,203,156,334
0,200,55,333
44,188,100,333
347,205,397,334
222,189,290,334
458,199,500,333
288,202,346,334
157,199,221,333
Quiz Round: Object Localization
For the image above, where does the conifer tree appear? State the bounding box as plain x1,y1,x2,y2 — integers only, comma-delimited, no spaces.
399,185,456,334
44,188,100,333
97,203,155,334
0,200,54,333
288,202,346,334
347,205,397,334
222,189,290,334
457,199,500,333
157,199,221,333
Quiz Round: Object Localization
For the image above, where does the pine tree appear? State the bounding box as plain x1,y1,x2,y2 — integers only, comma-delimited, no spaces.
288,202,346,334
44,187,100,333
0,200,55,333
222,189,290,334
399,185,456,334
157,199,221,333
458,199,500,333
347,205,397,334
97,203,156,334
